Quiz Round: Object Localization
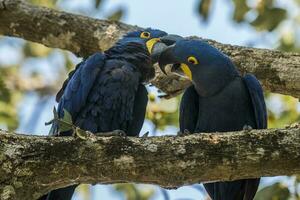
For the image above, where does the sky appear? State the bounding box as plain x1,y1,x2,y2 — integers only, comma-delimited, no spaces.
3,0,294,199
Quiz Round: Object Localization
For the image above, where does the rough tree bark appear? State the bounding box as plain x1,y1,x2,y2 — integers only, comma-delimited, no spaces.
0,0,299,98
1,127,300,200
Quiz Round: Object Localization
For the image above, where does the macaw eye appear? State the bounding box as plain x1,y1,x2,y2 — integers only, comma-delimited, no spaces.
187,56,199,65
140,31,151,39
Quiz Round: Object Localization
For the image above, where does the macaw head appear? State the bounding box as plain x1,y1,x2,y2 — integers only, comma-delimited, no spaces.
107,28,183,81
122,28,167,56
158,39,239,97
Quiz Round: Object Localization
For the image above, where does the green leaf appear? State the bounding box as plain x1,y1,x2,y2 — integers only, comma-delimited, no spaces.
62,109,72,124
251,7,287,31
197,0,212,21
49,108,88,135
56,109,73,132
51,109,73,132
107,9,124,21
57,120,72,132
58,123,71,133
254,182,291,200
232,0,250,23
74,127,88,140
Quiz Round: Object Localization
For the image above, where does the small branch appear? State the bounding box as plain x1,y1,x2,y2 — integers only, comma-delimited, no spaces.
1,127,300,199
0,0,299,98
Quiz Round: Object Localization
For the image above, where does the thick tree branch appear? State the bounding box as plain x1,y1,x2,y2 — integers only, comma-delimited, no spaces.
0,0,138,56
0,0,299,98
1,127,300,199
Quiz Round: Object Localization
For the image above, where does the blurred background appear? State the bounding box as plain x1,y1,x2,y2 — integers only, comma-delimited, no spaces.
0,0,300,199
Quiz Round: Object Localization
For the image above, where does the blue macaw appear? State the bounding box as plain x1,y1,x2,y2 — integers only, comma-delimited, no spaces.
39,28,181,200
159,39,267,200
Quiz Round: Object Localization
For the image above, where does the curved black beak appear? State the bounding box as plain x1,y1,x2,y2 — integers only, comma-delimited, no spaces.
158,44,178,75
151,34,183,63
160,34,184,45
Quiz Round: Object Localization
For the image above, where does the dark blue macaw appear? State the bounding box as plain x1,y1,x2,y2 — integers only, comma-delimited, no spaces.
39,28,180,200
159,39,267,200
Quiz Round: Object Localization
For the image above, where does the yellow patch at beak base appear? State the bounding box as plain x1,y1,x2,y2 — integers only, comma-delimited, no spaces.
146,38,160,54
180,63,192,80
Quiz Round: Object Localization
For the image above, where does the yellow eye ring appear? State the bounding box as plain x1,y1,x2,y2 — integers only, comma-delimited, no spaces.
187,56,198,65
140,31,151,39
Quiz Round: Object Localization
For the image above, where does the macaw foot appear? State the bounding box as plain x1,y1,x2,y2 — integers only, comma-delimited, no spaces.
141,131,149,138
95,129,127,137
113,129,127,137
177,129,191,136
243,125,253,131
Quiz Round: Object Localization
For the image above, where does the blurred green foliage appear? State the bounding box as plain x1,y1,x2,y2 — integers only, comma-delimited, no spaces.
75,184,91,200
0,66,21,130
267,93,300,128
0,0,299,199
23,42,52,58
114,184,155,200
197,0,300,52
254,182,290,200
146,93,179,131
